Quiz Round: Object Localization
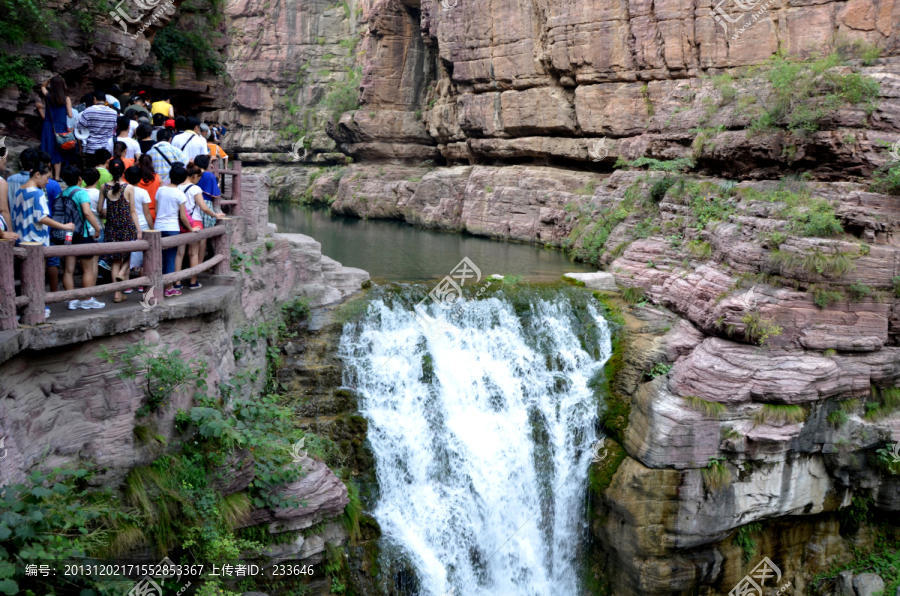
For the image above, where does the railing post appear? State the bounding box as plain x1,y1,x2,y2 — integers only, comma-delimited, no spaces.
0,240,16,330
212,218,232,275
144,230,164,307
232,161,242,217
20,242,45,325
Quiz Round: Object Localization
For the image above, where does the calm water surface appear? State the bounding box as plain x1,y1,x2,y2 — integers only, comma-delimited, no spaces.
269,204,596,283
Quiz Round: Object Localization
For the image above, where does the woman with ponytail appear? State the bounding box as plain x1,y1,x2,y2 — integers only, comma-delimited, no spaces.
98,158,141,302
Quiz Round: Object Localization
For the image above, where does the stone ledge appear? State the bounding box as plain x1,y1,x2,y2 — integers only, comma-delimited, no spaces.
0,275,240,365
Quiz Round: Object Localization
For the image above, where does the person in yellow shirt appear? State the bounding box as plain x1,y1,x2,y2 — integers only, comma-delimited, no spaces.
150,93,174,118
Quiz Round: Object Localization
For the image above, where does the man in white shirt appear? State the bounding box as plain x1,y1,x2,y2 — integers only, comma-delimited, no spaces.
171,116,210,163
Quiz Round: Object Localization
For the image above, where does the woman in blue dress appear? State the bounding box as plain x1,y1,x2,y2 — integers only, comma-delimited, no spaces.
38,75,74,181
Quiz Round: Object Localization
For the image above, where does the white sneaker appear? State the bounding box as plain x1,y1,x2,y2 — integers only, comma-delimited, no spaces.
69,300,82,310
80,298,106,309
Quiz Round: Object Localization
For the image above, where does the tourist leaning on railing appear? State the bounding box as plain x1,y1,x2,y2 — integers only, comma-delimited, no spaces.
178,161,224,290
58,166,104,310
155,163,198,297
98,159,141,304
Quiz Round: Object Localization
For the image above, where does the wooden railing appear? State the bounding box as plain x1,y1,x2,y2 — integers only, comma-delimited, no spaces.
0,218,234,330
209,160,242,216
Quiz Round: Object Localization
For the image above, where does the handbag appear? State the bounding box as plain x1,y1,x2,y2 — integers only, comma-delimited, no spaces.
55,127,78,152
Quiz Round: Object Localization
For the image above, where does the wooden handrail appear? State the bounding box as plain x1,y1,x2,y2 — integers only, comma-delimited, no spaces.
162,254,224,285
0,218,235,329
44,240,150,258
160,225,225,249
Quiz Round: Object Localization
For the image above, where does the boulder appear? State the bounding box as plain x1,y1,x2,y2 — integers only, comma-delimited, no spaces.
853,573,885,596
563,272,618,291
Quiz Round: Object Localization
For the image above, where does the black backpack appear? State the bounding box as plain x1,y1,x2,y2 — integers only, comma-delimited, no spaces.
51,187,86,242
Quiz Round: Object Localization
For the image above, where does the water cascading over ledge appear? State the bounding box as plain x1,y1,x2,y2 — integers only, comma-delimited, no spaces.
340,286,613,596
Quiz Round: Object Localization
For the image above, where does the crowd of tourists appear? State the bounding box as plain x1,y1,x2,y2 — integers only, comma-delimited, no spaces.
0,75,232,317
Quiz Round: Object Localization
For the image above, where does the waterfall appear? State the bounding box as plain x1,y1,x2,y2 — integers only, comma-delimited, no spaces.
340,287,612,596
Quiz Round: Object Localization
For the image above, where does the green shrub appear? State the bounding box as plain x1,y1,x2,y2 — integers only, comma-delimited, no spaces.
814,288,844,308
151,9,226,83
827,409,849,427
893,276,900,298
702,457,732,491
683,395,727,419
615,157,695,172
733,522,763,562
863,386,900,421
754,404,806,425
741,311,783,345
770,249,854,279
691,193,734,229
574,180,597,196
648,362,672,378
870,163,900,195
848,283,872,301
649,176,678,202
322,67,361,123
686,239,712,259
0,0,54,45
0,51,42,91
622,286,647,305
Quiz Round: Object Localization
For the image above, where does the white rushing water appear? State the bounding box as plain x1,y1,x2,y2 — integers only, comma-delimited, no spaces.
340,291,612,596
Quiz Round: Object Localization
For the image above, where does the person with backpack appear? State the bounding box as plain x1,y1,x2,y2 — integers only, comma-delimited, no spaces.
171,116,210,163
57,166,104,310
147,129,188,185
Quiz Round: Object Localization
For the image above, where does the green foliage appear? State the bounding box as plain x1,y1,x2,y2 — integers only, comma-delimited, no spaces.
753,404,806,425
322,67,361,123
0,0,53,45
686,239,712,259
814,288,844,308
863,386,900,421
875,444,900,475
0,467,144,595
151,19,225,83
0,52,42,91
740,311,782,346
870,163,900,195
282,297,311,324
683,395,727,419
691,193,734,229
324,542,349,594
702,457,731,491
770,248,854,279
748,51,880,133
847,283,872,301
100,342,207,417
893,276,900,298
648,362,672,378
827,409,849,427
622,286,646,305
231,245,263,274
809,530,900,596
733,522,763,562
648,176,677,203
614,157,695,172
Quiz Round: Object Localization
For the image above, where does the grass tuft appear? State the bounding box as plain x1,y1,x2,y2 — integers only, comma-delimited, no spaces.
754,404,806,425
683,395,727,419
